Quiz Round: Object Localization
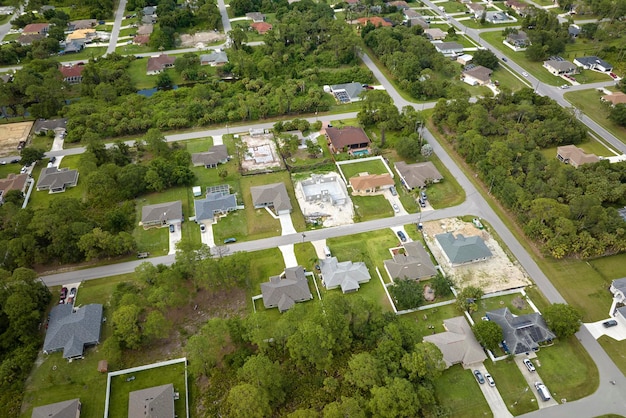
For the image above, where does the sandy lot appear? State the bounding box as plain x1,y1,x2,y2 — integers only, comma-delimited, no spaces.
294,173,354,227
422,217,530,293
0,121,33,156
179,31,226,48
240,133,283,172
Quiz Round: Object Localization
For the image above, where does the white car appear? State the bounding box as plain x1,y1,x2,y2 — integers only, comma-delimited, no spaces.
523,359,536,372
522,71,529,77
560,84,570,89
392,203,400,213
485,373,495,387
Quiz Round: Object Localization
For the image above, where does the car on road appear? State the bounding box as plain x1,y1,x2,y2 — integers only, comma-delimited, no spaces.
523,358,536,372
560,84,570,89
502,57,507,62
392,203,400,213
603,319,618,328
396,231,407,242
522,71,529,77
474,370,485,384
169,224,175,233
224,237,237,244
137,252,150,259
10,159,20,164
485,373,495,387
200,223,206,233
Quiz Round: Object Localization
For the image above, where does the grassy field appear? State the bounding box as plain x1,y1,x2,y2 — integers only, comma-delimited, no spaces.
491,65,528,92
439,1,471,13
564,89,626,145
486,357,538,415
61,46,107,61
433,365,493,417
352,194,394,222
338,159,390,179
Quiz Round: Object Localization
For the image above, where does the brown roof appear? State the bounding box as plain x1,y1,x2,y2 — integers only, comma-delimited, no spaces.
462,65,492,83
505,0,529,9
22,23,49,34
17,33,45,45
394,161,443,189
557,145,600,167
326,126,371,149
133,34,150,45
349,173,394,191
356,17,393,27
0,173,28,196
251,21,273,34
602,92,626,105
389,1,409,8
146,54,175,73
59,64,84,79
137,24,154,35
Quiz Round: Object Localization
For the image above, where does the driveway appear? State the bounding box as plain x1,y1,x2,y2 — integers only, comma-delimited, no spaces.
279,213,296,235
168,223,182,255
199,221,215,248
515,355,559,408
279,245,298,268
586,319,626,341
389,225,411,244
471,364,513,418
385,191,408,216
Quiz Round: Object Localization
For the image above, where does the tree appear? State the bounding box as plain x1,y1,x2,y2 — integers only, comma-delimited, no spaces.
472,49,499,70
227,383,272,418
369,378,420,418
456,286,483,313
389,280,425,310
345,352,387,391
431,273,453,298
19,147,45,165
238,355,285,406
472,320,503,351
421,143,433,157
305,139,322,158
609,104,626,127
112,304,142,349
401,342,446,383
156,71,173,89
543,303,582,339
323,397,366,418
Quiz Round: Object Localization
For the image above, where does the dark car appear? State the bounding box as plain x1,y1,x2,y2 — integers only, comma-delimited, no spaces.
502,57,508,62
397,231,407,242
224,237,237,244
603,320,618,328
10,159,20,164
418,198,426,208
474,370,485,384
169,224,175,233
200,223,206,233
50,156,56,164
60,287,68,300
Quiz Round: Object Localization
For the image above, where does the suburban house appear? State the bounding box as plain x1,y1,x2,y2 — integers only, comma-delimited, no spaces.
68,19,96,30
486,307,556,354
543,59,577,76
43,304,103,360
146,54,175,75
17,33,45,45
466,3,485,18
59,64,85,84
319,256,371,293
137,24,154,35
615,306,626,322
394,161,443,190
133,34,150,45
556,145,600,168
505,0,530,15
36,167,79,193
194,190,237,222
506,31,530,48
433,41,464,57
349,173,394,195
191,144,230,168
325,126,371,154
246,12,266,22
568,25,580,38
143,5,157,17
66,28,96,43
407,16,429,29
384,241,437,281
423,317,487,368
424,28,447,41
328,82,364,103
22,23,50,35
435,233,493,266
250,182,293,215
456,54,473,65
140,200,183,228
200,51,229,66
251,21,273,34
0,173,29,204
602,92,626,106
129,384,175,418
142,14,156,24
33,118,67,135
388,1,410,9
573,56,613,72
32,399,81,418
355,16,393,27
261,266,313,312
610,277,626,304
403,8,421,20
60,40,85,54
0,73,12,83
461,65,492,86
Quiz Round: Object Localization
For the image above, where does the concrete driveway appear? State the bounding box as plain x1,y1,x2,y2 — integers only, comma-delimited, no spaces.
586,319,626,341
168,223,182,255
389,225,411,244
471,364,513,418
278,213,296,235
385,191,408,216
515,355,559,408
199,221,215,248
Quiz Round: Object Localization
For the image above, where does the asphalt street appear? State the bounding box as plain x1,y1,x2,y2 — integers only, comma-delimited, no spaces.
105,0,127,56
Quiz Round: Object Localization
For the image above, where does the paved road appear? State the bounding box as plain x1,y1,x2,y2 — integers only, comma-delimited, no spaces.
0,2,25,43
106,0,127,56
217,0,232,34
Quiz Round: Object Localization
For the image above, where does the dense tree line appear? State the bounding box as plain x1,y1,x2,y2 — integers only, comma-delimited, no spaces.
0,268,51,417
362,25,459,100
519,8,571,61
186,294,449,417
433,89,626,258
26,0,113,20
229,0,288,16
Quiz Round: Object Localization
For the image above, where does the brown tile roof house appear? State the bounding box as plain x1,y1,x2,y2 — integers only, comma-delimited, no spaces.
141,200,183,228
261,266,313,312
394,161,443,190
251,21,273,34
250,182,292,215
133,34,150,45
128,384,175,418
146,54,175,75
191,144,229,168
17,33,45,45
556,145,600,168
32,399,81,418
423,317,487,368
505,0,530,15
384,241,437,281
0,173,29,203
462,65,492,85
356,16,393,27
36,167,79,193
22,23,50,35
59,64,84,84
349,173,394,195
325,126,371,154
602,92,626,106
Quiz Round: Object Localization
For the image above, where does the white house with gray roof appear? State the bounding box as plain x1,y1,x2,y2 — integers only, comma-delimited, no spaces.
141,201,183,228
32,399,81,418
573,56,613,72
261,266,312,312
320,257,371,293
128,384,175,418
394,161,443,190
191,144,230,168
194,191,237,222
435,233,492,266
43,304,103,360
200,51,228,66
610,278,626,304
423,316,486,368
329,82,364,103
250,182,292,215
36,167,79,193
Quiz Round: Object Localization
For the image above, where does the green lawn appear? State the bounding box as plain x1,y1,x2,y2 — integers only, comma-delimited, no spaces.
61,46,107,61
471,293,535,322
30,133,55,151
539,139,616,161
352,194,394,222
119,27,136,37
486,357,538,415
491,66,528,92
116,43,155,55
439,1,471,13
564,89,626,145
108,361,188,418
462,17,520,30
338,159,390,179
433,365,493,418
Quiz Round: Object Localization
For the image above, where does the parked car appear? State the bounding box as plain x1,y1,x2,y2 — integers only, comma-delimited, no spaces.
560,84,570,89
390,186,397,196
137,252,150,259
474,370,485,384
169,224,175,233
392,203,400,213
485,373,495,387
60,287,68,300
418,198,426,208
603,319,618,328
523,358,536,372
200,223,206,233
396,231,407,242
69,288,76,298
20,166,27,174
50,156,56,163
224,237,237,244
420,191,427,200
535,381,551,401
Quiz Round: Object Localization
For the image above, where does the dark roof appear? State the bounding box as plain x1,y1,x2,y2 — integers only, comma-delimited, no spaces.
250,183,292,212
507,30,528,41
147,54,175,72
191,144,229,166
17,33,45,45
261,266,312,312
141,201,183,224
194,191,237,221
43,304,103,359
330,82,364,101
33,118,67,133
32,399,81,418
326,126,370,149
486,307,556,354
36,167,79,191
200,51,228,65
574,55,612,69
128,384,175,418
435,233,492,265
384,241,436,280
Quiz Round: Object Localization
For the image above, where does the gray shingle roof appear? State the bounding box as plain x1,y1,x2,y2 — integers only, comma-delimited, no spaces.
250,183,292,213
36,167,79,191
435,233,492,265
32,399,81,418
394,161,443,189
261,266,312,312
33,118,68,134
423,316,486,367
611,278,626,294
43,304,103,359
330,82,364,101
384,241,436,280
191,144,229,167
320,257,371,292
486,307,556,354
574,55,612,70
141,201,183,225
128,384,175,418
194,191,236,221
200,51,228,65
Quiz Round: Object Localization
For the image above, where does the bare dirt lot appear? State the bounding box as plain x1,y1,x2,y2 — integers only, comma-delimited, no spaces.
179,31,226,48
240,133,284,172
294,173,355,227
422,217,530,293
0,121,33,156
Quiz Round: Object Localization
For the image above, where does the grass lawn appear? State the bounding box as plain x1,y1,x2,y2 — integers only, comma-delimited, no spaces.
231,21,265,42
471,293,535,322
246,247,286,300
74,273,137,306
446,34,479,48
462,18,520,30
0,14,11,25
598,336,626,376
352,194,393,222
433,365,492,418
491,66,528,92
30,133,55,151
423,159,466,209
108,361,188,418
3,33,20,41
0,162,20,178
486,357,538,415
439,1,471,13
61,46,107,61
338,159,390,179
119,27,136,37
574,69,613,84
27,155,86,210
564,89,626,145
534,336,598,402
116,44,155,55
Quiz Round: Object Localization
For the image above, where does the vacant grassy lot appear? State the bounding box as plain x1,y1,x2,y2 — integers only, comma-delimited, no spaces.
491,65,528,92
565,89,626,145
62,46,107,61
486,357,538,415
433,365,492,418
352,194,394,222
338,159,390,179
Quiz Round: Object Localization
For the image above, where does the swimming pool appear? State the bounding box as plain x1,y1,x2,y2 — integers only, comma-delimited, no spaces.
352,149,370,156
